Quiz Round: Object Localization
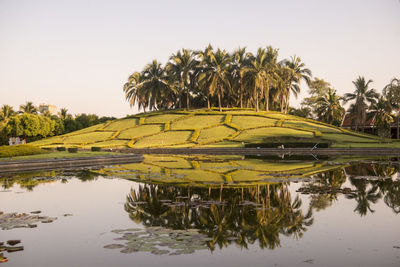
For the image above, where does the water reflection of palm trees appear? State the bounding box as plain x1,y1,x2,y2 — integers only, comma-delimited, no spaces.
125,183,313,251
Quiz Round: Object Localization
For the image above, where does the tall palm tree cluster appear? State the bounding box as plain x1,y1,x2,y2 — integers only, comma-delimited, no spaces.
123,45,312,112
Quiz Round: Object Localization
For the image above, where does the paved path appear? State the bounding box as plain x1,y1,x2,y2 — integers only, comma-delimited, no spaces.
0,154,143,174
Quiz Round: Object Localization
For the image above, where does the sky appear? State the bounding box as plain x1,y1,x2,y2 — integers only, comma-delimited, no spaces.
0,0,399,118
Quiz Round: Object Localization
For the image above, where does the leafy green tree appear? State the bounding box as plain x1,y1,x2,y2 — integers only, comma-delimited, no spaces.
301,78,331,119
4,114,55,139
383,77,400,138
344,76,379,131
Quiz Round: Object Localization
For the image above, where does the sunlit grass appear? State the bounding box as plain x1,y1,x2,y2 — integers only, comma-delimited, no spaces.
63,131,114,144
118,124,163,139
231,115,277,129
133,131,192,148
171,115,224,130
103,118,138,131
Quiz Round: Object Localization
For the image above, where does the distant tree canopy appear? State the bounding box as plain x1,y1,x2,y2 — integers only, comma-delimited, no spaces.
0,102,116,145
123,45,312,113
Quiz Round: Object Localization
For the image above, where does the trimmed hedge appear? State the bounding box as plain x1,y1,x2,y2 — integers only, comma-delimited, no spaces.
0,145,49,157
91,147,102,152
56,146,66,151
67,147,78,153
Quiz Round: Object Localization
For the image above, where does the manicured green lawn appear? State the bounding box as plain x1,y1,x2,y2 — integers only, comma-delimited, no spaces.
234,127,314,142
118,124,163,139
231,115,276,129
171,115,224,130
64,131,114,144
144,114,185,123
133,130,192,147
197,125,236,143
103,118,138,131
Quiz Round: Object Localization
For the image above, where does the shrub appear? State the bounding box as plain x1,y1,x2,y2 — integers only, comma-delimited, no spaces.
91,147,101,152
56,146,66,151
67,147,78,153
0,145,49,157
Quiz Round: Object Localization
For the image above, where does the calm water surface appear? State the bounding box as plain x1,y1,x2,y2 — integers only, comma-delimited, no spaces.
0,155,399,267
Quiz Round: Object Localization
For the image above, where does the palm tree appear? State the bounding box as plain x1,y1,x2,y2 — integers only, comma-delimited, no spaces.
196,44,214,109
243,48,270,112
198,49,231,111
369,96,393,137
0,104,15,121
231,47,249,108
166,49,198,109
124,61,175,112
123,72,148,111
344,76,378,131
282,56,312,113
383,77,400,138
58,108,69,120
315,88,345,126
19,101,37,114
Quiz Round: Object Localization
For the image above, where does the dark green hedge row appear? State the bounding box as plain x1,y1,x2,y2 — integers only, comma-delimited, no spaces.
91,147,101,152
245,142,330,148
0,145,49,157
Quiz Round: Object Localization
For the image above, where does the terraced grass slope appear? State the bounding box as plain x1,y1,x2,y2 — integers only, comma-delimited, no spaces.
31,108,396,149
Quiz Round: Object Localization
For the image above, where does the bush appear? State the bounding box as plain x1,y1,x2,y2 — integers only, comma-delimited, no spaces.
67,147,78,153
91,147,101,152
0,145,49,157
56,146,66,151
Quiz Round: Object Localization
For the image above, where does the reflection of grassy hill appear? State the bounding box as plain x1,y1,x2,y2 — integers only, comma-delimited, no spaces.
94,154,345,187
31,108,396,149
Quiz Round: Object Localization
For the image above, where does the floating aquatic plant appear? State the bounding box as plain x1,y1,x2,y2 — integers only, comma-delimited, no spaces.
104,227,209,255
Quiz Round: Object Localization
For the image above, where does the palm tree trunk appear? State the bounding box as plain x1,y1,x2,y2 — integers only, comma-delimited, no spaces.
397,112,399,139
240,77,243,109
207,95,210,109
265,79,270,111
218,92,222,112
186,88,190,110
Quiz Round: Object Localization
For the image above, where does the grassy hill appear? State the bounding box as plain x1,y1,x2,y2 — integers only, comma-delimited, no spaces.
31,108,397,149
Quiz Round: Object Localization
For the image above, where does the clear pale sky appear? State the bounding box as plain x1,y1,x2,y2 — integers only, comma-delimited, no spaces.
1,0,399,118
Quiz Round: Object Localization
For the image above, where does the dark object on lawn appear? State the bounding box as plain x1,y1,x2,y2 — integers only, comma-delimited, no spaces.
91,147,102,152
56,147,66,151
67,147,78,153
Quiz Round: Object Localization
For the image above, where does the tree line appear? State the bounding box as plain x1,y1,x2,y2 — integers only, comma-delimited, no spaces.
0,102,115,145
123,45,312,113
124,45,399,138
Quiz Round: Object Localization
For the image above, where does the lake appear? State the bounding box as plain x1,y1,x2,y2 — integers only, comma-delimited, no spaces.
1,154,399,266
